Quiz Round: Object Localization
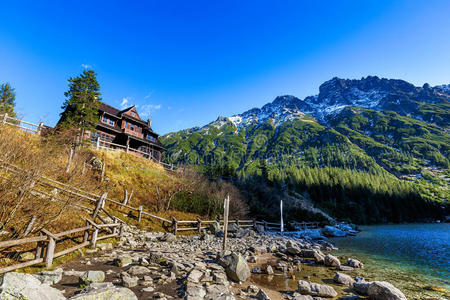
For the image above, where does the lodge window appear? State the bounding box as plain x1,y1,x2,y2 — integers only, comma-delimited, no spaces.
101,116,115,126
146,134,156,142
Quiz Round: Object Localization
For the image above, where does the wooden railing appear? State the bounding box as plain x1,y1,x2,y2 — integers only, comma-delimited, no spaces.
1,160,321,240
0,113,44,135
88,137,176,171
0,218,122,274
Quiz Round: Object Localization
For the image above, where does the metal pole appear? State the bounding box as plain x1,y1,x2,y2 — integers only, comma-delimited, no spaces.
222,195,230,251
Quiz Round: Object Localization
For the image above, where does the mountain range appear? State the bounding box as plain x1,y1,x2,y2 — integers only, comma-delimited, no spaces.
161,76,449,223
162,76,448,176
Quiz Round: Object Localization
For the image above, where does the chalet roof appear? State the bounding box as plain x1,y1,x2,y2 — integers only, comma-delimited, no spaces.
99,102,121,116
98,101,156,135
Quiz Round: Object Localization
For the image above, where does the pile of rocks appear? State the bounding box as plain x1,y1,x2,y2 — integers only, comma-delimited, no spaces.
0,222,408,300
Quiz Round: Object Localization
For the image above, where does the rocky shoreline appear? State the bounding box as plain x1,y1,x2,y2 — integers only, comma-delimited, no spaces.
0,223,410,300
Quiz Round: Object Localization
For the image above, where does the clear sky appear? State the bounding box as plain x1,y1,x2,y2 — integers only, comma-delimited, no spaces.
1,0,449,134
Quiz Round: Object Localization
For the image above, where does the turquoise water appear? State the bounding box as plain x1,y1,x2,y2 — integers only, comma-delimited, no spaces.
331,223,450,298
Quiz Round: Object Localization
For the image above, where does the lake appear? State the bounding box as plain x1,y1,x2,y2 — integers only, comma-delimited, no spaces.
331,223,450,299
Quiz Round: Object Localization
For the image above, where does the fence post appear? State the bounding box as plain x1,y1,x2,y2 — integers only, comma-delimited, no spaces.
92,193,107,220
35,233,45,259
253,219,257,230
119,222,124,237
83,221,90,243
172,217,178,235
222,195,230,251
37,122,44,135
91,227,98,248
138,205,143,223
113,217,118,235
2,113,7,124
263,220,267,231
196,217,202,233
41,229,57,268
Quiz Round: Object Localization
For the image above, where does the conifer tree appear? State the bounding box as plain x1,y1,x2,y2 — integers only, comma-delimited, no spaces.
59,70,101,131
0,83,16,117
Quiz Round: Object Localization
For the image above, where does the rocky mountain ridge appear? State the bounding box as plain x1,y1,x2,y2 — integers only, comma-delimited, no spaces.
210,76,450,130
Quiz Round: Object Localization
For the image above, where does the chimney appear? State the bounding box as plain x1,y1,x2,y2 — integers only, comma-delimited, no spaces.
147,119,152,127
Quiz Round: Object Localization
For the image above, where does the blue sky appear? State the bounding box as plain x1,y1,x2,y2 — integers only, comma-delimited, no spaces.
1,0,449,134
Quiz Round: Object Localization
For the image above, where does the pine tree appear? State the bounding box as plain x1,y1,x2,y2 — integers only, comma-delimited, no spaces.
58,70,101,131
0,83,16,117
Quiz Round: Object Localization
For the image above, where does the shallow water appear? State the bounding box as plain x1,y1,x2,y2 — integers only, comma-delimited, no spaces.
331,223,450,299
252,224,450,299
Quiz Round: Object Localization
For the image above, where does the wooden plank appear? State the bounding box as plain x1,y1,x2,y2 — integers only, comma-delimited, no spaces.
175,227,198,231
55,226,90,238
41,229,59,241
177,220,197,224
97,223,120,228
0,258,44,274
0,236,47,249
53,241,90,258
141,211,170,223
96,233,118,241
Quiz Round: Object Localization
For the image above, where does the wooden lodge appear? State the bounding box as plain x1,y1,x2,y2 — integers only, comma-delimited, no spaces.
85,102,166,161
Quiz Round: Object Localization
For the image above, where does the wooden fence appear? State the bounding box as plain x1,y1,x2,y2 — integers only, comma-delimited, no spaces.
2,159,322,236
86,137,176,171
0,218,123,274
0,113,44,135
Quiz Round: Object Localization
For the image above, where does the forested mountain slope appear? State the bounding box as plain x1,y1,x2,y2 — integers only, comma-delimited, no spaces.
161,76,449,223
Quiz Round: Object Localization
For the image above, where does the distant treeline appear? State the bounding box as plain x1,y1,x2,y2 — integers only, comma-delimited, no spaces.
237,165,448,224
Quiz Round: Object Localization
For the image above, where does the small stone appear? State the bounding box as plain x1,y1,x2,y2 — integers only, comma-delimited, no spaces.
333,272,354,287
122,276,138,288
266,265,274,275
324,254,341,267
116,255,133,267
247,285,259,293
142,286,155,292
79,271,105,285
19,252,35,261
187,269,204,283
347,258,364,268
256,288,271,300
128,266,151,276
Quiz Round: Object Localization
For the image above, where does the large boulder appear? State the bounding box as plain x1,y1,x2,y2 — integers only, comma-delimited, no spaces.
286,246,301,256
297,280,338,298
223,253,250,282
333,272,354,287
322,225,347,237
367,281,407,300
227,223,240,233
324,254,341,267
69,286,138,300
209,221,221,234
0,272,66,300
300,249,325,263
